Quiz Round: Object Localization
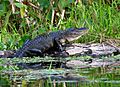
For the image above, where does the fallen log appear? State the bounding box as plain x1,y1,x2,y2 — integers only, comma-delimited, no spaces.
65,43,120,57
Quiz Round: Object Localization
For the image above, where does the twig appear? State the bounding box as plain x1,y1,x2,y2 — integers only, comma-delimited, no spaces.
51,9,55,25
57,9,65,28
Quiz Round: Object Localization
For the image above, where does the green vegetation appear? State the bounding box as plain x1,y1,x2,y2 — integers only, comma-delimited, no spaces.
0,0,120,50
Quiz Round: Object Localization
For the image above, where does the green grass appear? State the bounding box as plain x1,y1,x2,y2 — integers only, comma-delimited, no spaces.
0,1,120,50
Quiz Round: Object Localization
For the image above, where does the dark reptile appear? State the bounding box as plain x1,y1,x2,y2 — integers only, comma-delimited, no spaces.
10,27,88,58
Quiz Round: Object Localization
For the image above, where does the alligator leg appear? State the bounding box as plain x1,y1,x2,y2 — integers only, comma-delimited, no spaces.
54,38,64,52
64,39,76,48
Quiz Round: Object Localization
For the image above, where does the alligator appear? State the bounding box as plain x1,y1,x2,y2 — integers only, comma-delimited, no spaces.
10,27,88,58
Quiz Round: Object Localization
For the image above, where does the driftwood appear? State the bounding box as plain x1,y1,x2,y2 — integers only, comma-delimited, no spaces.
65,43,120,57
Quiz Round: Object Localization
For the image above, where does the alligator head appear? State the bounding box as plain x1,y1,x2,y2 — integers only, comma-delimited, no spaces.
60,27,89,43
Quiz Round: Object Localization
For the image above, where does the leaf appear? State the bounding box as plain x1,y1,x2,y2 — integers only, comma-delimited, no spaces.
20,6,25,18
0,10,5,16
37,0,50,9
0,4,3,10
15,3,27,9
15,3,27,18
59,0,74,9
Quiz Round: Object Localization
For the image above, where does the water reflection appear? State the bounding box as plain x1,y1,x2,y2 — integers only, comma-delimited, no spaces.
1,66,120,87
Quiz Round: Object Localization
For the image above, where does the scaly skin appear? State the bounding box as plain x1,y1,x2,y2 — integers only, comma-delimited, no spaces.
11,27,88,58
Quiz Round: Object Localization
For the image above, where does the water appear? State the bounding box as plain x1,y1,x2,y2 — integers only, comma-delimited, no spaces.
0,56,120,87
